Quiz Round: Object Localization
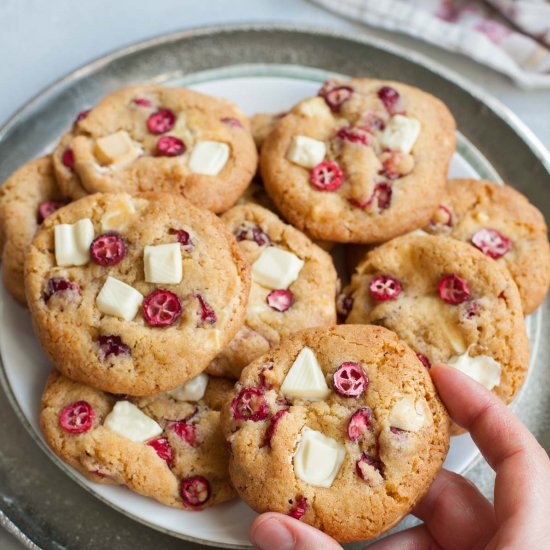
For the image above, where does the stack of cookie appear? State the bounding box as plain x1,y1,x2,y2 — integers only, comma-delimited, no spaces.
0,78,548,543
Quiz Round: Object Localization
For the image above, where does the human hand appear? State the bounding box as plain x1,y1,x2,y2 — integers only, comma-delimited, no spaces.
249,364,550,549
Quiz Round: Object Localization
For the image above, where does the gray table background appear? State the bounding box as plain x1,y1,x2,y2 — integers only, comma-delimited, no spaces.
1,1,549,548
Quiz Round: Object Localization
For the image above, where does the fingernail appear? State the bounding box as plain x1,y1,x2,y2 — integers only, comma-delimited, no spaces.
251,517,295,550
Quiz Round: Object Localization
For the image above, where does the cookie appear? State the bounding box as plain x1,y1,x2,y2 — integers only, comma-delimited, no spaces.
250,112,285,151
52,85,258,213
221,325,450,542
340,234,530,412
424,179,550,314
260,78,456,243
40,370,236,509
0,157,66,305
207,203,337,379
25,192,250,395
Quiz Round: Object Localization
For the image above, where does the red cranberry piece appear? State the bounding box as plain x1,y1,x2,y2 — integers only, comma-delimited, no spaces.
156,136,186,157
318,79,339,97
62,148,75,171
471,228,512,259
378,86,400,112
288,496,308,520
369,275,401,301
147,108,176,134
133,97,152,107
324,86,353,112
235,224,270,246
262,409,289,447
336,126,369,146
90,234,126,266
169,228,194,251
231,388,269,421
44,277,81,303
347,407,374,442
267,289,294,312
310,161,344,192
390,426,406,436
356,452,383,481
361,112,386,132
221,117,243,128
349,183,392,212
181,475,211,507
428,204,454,232
259,364,274,390
147,437,173,466
416,352,431,370
59,401,95,434
438,274,471,304
332,362,368,397
194,293,217,326
465,301,479,319
37,200,65,224
169,420,197,446
74,109,90,125
97,335,131,360
143,290,182,327
336,293,353,321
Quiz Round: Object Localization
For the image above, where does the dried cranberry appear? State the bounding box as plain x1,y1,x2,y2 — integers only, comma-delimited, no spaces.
369,275,401,300
267,289,294,312
168,420,197,446
288,496,308,520
37,200,65,224
147,108,176,134
231,388,269,421
133,97,152,107
310,161,344,191
97,335,131,360
318,79,339,97
74,109,90,125
221,117,243,128
336,126,369,146
471,228,512,259
465,301,479,319
43,277,81,303
194,293,217,326
147,437,173,466
169,228,194,251
143,290,182,327
361,112,386,132
90,234,126,266
356,452,383,482
347,407,374,442
235,224,270,246
378,86,400,112
336,293,353,321
262,409,289,447
438,274,471,304
181,475,211,507
62,148,75,171
416,353,431,370
59,401,94,434
332,362,368,397
156,136,185,157
349,183,392,212
324,86,353,112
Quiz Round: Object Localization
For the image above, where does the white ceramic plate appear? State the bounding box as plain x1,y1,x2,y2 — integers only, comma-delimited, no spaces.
0,65,539,548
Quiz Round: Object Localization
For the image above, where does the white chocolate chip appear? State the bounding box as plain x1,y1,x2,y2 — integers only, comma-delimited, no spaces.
95,131,142,166
447,351,502,390
381,115,421,154
388,394,426,432
54,218,95,267
101,195,136,232
286,135,326,169
293,427,345,488
296,97,332,119
251,246,304,290
189,141,230,176
104,401,162,442
96,276,143,321
144,243,183,284
281,347,330,401
166,373,208,402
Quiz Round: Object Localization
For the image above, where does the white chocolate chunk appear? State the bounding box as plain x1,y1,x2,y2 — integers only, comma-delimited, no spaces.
281,347,330,401
189,141,230,175
296,97,332,119
54,218,94,267
166,373,208,402
381,115,421,154
293,428,345,488
144,243,183,284
101,195,136,232
104,401,162,442
96,276,143,321
251,247,304,290
388,394,426,432
286,135,326,169
447,351,502,390
95,131,142,166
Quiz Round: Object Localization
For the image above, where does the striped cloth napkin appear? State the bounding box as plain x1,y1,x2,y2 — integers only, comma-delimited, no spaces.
311,0,550,88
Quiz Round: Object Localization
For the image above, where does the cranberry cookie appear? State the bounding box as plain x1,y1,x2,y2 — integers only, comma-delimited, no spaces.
340,234,530,411
250,112,285,151
260,78,456,243
52,85,257,213
207,203,337,379
40,370,235,509
425,179,550,314
0,157,66,305
221,325,450,542
25,192,250,395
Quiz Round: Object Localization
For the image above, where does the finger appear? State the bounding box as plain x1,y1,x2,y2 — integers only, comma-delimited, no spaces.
250,512,343,550
367,524,437,549
412,469,496,549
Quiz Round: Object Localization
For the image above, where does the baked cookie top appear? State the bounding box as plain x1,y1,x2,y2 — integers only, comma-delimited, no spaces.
207,203,337,379
260,78,456,243
40,370,235,509
221,325,449,542
424,179,550,314
250,112,285,151
0,157,66,305
52,85,257,213
25,192,250,395
340,234,530,410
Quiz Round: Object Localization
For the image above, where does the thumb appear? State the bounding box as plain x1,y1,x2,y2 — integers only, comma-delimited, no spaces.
250,512,343,550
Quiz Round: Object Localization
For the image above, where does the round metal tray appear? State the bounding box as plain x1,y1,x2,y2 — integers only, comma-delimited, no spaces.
0,24,548,550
